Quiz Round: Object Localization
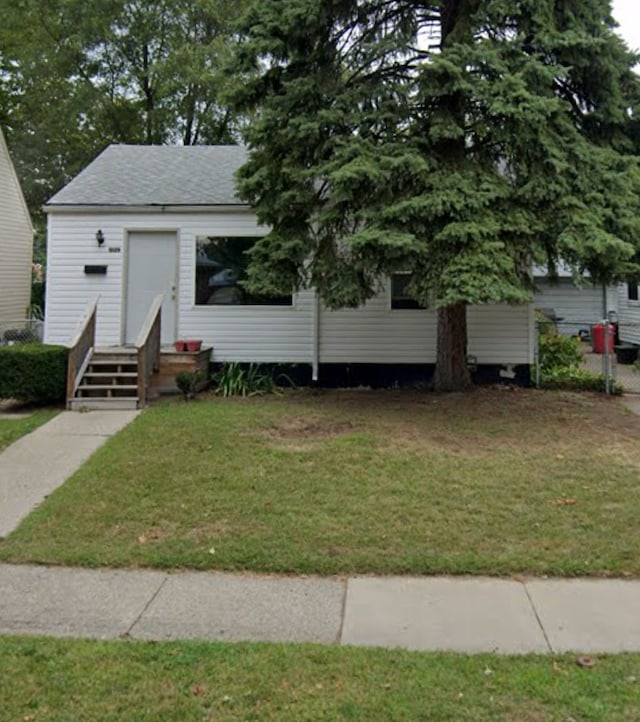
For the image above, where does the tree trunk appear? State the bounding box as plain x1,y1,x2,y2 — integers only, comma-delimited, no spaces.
434,303,471,391
432,2,475,393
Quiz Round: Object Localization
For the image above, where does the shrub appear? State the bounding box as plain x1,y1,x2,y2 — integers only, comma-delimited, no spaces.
175,370,204,401
212,362,281,397
538,331,583,371
540,367,623,395
0,344,67,404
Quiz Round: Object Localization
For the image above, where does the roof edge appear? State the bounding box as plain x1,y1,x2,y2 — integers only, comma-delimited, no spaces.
43,203,251,214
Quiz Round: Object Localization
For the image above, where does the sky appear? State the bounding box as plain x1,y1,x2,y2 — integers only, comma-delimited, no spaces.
611,0,640,53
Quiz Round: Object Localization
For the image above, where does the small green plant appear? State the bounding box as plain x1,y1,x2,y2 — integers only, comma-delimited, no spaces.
633,360,640,374
212,362,280,397
175,370,203,401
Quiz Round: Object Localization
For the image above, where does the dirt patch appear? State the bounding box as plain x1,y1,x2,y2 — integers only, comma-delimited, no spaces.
265,416,359,441
262,388,640,460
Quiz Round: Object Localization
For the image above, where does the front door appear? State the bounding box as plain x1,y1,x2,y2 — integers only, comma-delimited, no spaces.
125,231,177,345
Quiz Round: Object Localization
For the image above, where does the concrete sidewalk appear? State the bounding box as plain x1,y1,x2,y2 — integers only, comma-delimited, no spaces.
1,405,640,655
0,410,140,538
1,564,639,654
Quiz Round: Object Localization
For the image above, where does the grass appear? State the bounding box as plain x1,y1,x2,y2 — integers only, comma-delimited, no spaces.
0,407,59,452
1,636,639,721
1,389,639,576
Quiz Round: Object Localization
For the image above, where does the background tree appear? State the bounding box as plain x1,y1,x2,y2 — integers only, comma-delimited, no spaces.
0,0,246,229
231,0,640,390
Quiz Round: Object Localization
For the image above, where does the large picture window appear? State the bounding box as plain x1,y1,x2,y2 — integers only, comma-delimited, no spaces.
195,236,292,306
391,273,425,310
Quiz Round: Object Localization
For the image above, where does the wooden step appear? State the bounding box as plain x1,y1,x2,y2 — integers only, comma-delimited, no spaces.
84,371,138,379
69,397,139,411
90,356,138,365
77,384,138,392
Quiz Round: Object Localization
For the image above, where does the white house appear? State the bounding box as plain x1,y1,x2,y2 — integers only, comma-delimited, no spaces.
44,144,535,392
532,265,618,337
0,127,33,330
617,280,640,346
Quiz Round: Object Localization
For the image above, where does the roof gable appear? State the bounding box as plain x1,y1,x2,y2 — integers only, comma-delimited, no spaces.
46,144,249,208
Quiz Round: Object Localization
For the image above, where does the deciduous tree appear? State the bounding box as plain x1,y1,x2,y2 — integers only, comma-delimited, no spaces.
0,0,245,220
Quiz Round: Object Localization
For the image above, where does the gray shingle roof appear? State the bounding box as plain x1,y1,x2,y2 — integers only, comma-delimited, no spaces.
47,144,248,207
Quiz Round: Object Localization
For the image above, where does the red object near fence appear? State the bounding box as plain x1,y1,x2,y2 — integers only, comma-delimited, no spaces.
592,323,614,354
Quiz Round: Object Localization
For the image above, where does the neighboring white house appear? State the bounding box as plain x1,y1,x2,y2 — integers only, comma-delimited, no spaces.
0,127,33,330
44,144,535,386
617,280,640,346
533,265,618,337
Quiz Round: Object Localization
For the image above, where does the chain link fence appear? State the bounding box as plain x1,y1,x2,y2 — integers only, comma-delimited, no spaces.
0,316,44,346
534,315,640,395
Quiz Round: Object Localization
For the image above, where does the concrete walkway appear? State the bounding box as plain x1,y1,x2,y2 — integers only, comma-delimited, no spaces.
0,410,140,538
1,564,639,654
1,405,640,654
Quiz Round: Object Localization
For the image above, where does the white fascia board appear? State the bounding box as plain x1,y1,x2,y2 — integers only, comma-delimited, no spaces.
42,204,251,215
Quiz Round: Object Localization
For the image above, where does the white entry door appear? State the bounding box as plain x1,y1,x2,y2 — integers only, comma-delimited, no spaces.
125,231,177,345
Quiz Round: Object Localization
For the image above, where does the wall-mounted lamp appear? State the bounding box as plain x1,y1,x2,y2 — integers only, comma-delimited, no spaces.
96,229,105,247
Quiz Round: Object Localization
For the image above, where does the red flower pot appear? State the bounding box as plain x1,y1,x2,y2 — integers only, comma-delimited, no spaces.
185,339,202,352
174,340,187,352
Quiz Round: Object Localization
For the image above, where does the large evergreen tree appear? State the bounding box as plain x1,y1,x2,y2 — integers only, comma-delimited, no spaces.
0,0,247,220
231,0,640,390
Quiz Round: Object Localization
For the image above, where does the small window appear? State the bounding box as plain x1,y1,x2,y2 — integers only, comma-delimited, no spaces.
628,280,639,302
195,236,292,306
391,273,425,310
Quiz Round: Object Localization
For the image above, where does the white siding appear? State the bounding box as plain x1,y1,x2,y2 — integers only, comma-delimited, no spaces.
44,210,315,362
533,279,616,335
618,283,640,345
46,209,533,365
320,280,532,364
0,129,32,327
319,285,437,363
467,304,532,364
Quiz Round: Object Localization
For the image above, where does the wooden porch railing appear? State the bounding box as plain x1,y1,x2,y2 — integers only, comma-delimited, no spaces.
66,297,99,408
135,294,163,407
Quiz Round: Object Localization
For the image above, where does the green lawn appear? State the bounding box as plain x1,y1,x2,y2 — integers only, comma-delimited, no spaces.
0,407,59,452
1,389,639,576
1,636,639,721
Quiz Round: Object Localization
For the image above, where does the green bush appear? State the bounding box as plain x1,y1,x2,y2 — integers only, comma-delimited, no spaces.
31,281,45,314
0,344,67,404
175,370,204,401
540,367,623,395
212,362,280,397
538,331,583,371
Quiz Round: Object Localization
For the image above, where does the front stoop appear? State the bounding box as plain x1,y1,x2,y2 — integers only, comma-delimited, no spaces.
150,347,212,395
69,349,139,410
68,346,212,410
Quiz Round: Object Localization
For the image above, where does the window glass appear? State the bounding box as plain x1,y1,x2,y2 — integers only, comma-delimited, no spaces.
391,273,425,310
195,236,292,306
628,280,639,302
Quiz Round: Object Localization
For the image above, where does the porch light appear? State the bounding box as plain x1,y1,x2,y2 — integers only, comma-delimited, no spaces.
96,229,105,246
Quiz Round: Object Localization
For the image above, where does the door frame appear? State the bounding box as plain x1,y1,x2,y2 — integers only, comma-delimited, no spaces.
122,228,179,346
